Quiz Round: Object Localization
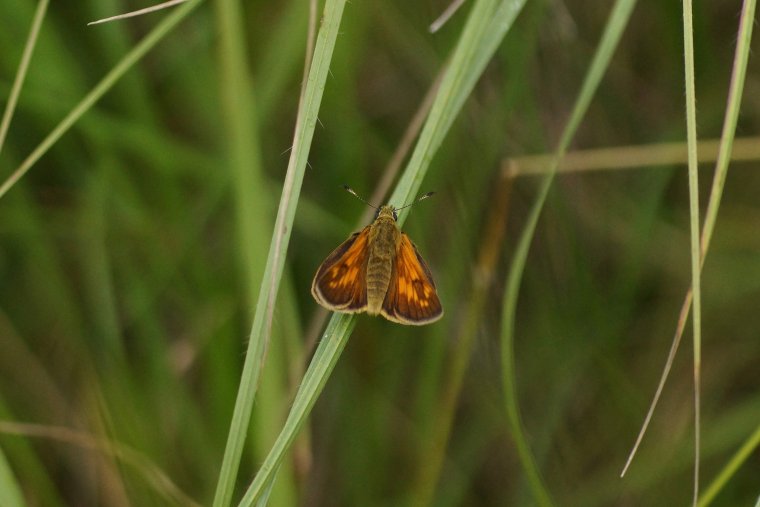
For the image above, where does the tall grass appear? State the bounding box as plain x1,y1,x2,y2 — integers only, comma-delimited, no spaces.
0,1,759,506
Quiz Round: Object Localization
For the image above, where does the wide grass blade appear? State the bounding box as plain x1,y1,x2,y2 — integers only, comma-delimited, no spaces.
500,0,637,505
391,0,526,221
211,0,347,505
215,0,298,503
0,444,25,507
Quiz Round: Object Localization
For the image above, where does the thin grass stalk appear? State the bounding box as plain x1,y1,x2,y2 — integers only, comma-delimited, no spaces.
0,421,200,506
698,422,760,506
700,0,756,256
237,315,356,506
0,0,48,156
500,0,636,505
506,137,760,176
680,2,702,502
87,0,188,25
0,0,202,200
621,0,756,477
211,1,348,505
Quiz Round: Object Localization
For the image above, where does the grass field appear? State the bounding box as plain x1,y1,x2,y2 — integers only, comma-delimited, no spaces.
1,0,759,505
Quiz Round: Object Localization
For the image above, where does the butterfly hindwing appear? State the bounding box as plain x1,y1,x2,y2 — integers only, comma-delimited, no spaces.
311,227,370,312
381,233,443,325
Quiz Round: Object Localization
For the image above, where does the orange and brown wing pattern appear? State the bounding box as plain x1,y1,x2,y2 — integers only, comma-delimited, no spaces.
312,227,370,312
381,233,443,325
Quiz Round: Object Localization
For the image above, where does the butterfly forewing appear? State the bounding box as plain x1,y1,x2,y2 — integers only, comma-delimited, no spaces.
311,227,370,311
380,234,443,325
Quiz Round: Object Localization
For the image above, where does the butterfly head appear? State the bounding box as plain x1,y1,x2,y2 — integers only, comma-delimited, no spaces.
374,205,398,222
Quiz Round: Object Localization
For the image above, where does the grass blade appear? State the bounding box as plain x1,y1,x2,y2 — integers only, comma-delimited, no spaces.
622,0,756,479
500,0,637,505
391,0,498,220
701,0,756,252
0,0,202,200
681,1,702,503
698,422,760,506
236,315,356,506
211,0,348,505
0,0,48,156
214,0,298,503
0,444,25,507
87,0,188,26
506,137,760,176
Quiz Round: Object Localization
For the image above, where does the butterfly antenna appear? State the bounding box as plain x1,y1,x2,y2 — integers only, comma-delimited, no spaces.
342,185,379,209
395,191,435,211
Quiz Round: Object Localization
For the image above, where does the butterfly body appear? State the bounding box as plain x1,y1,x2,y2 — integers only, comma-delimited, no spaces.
312,203,443,325
365,206,400,315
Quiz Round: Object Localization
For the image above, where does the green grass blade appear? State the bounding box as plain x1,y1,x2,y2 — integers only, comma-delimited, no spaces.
698,422,760,506
681,1,702,503
391,0,528,216
0,0,202,200
211,1,348,505
500,1,637,505
213,0,269,303
701,0,756,256
621,0,756,479
403,1,528,503
0,0,48,156
391,0,498,220
696,4,758,504
236,314,356,506
0,444,25,507
214,0,297,503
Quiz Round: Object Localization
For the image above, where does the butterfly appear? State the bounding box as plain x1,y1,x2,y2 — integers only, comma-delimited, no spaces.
311,186,443,325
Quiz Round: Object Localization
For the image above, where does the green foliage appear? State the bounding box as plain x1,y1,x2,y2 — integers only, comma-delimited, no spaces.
0,1,758,506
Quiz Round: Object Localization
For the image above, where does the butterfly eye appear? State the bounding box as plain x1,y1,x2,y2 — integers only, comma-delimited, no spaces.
373,208,381,220
392,210,398,221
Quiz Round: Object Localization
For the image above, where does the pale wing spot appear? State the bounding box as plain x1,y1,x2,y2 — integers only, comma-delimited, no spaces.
345,267,359,286
326,265,360,289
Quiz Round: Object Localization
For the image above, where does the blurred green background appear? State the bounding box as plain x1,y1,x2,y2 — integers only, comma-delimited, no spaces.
1,0,759,506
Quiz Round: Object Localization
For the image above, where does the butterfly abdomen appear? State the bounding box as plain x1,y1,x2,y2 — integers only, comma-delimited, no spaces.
365,215,400,315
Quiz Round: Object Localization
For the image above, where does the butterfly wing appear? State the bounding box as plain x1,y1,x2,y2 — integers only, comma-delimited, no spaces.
381,233,443,325
311,227,370,312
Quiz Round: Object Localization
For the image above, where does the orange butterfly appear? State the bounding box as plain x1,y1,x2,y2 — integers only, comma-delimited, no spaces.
312,186,443,325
